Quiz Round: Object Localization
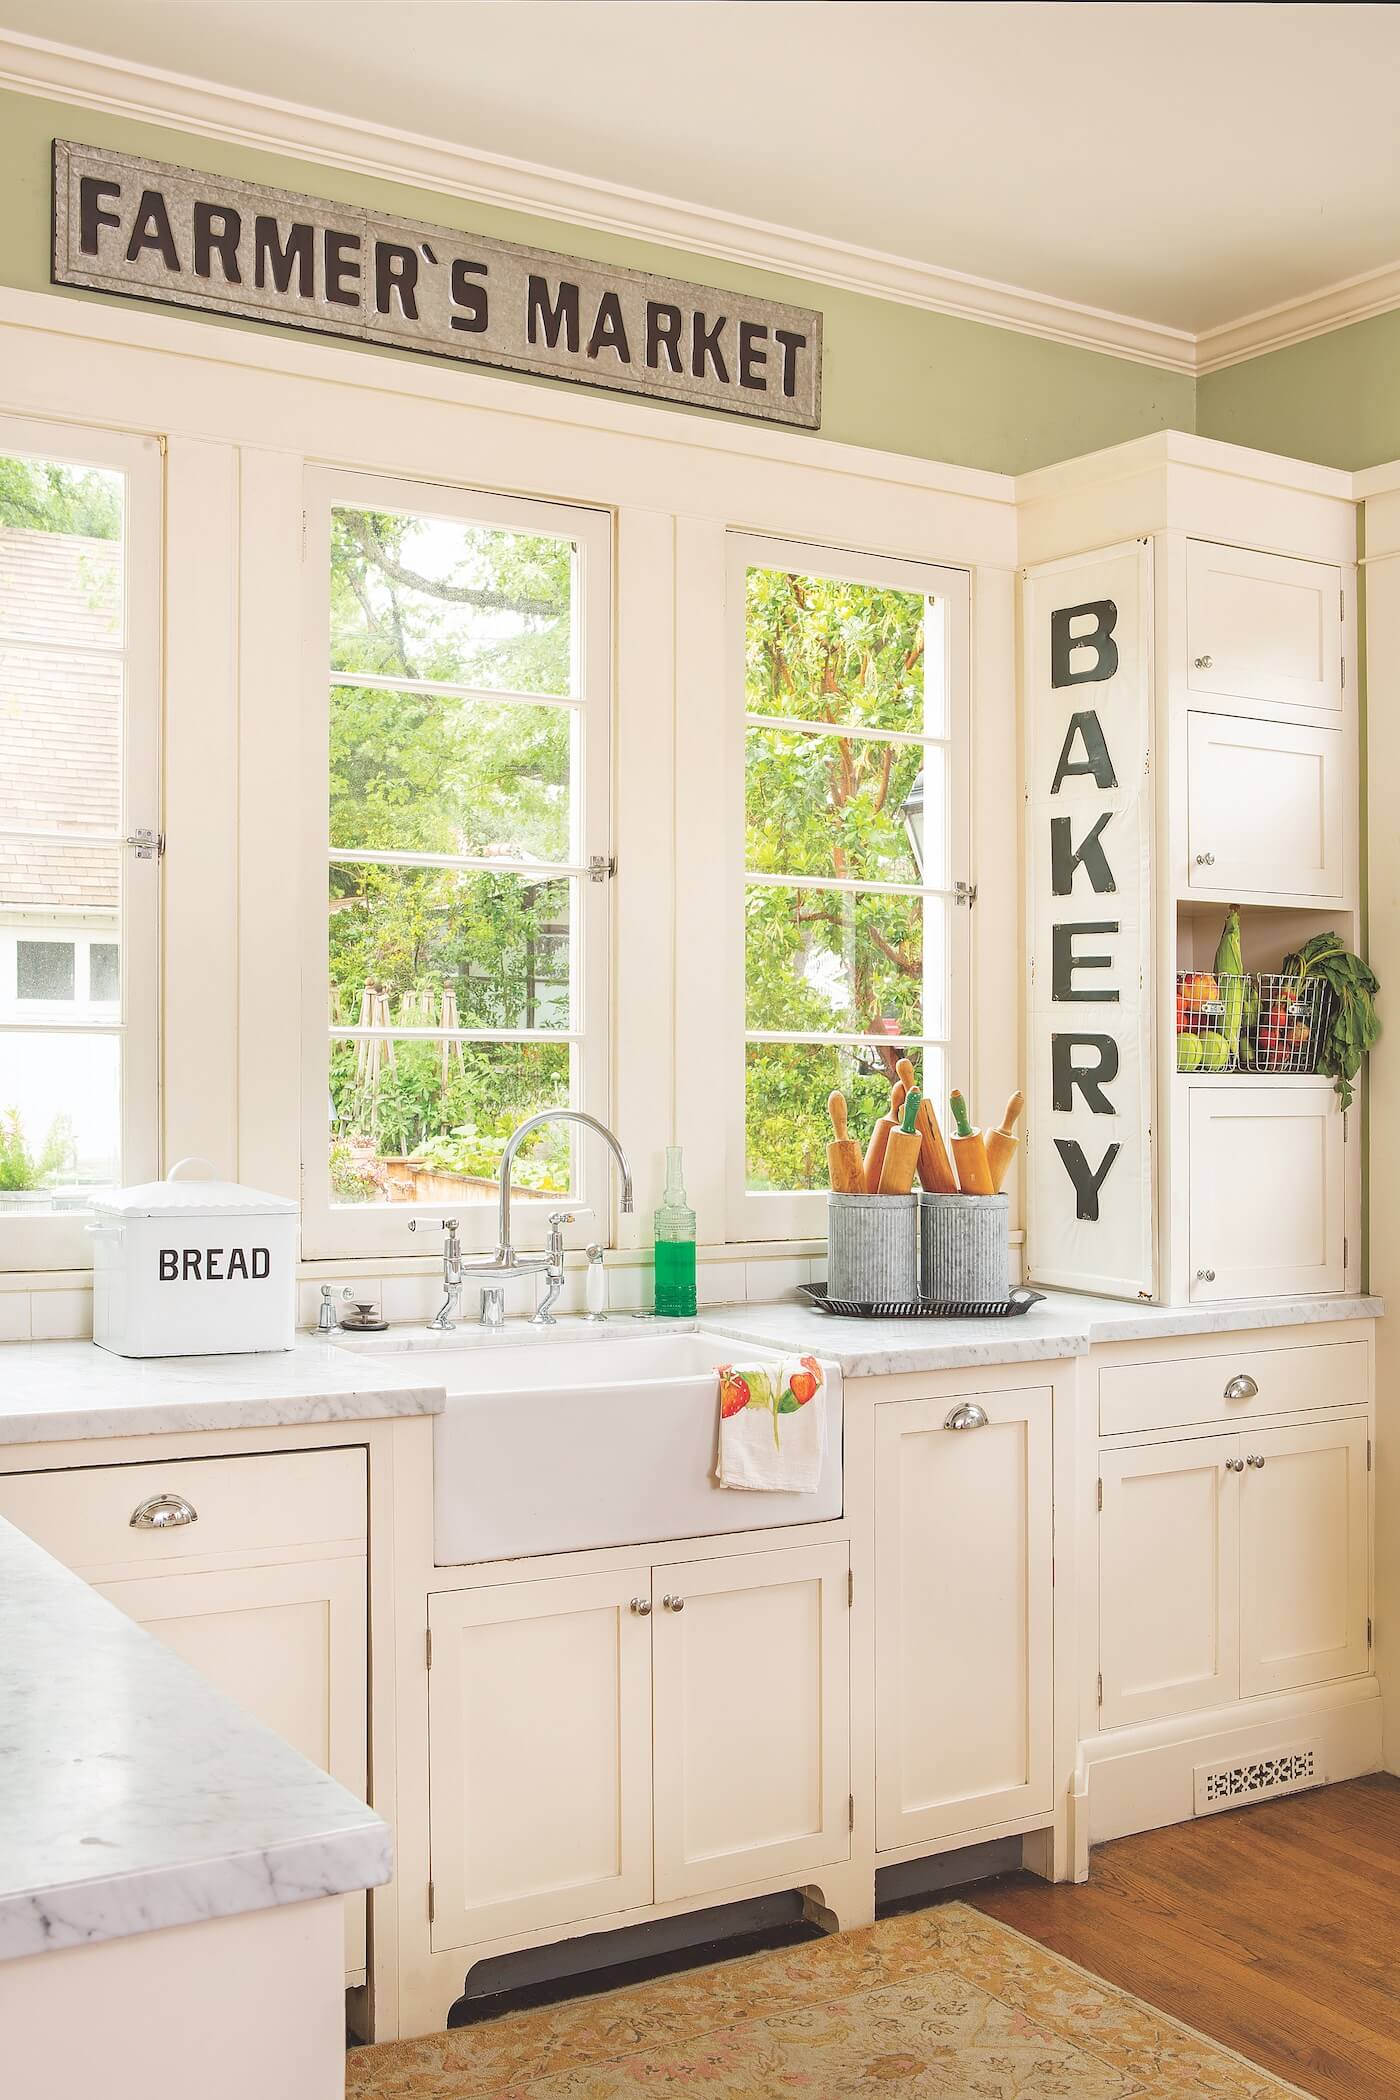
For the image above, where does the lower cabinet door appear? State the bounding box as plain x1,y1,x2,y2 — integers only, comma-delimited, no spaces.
1100,1437,1239,1729
651,1542,850,1902
874,1389,1053,1851
98,1556,369,1980
427,1570,654,1948
1189,1085,1345,1301
1239,1417,1370,1697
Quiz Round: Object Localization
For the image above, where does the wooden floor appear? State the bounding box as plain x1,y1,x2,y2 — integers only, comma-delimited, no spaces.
969,1775,1400,2100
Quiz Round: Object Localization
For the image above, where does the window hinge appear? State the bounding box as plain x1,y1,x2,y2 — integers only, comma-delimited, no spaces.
589,854,618,883
1097,1671,1103,1706
848,1568,854,1607
125,828,164,861
426,1628,433,1670
954,879,978,908
1096,1476,1103,1512
848,1793,855,1832
427,1879,435,1923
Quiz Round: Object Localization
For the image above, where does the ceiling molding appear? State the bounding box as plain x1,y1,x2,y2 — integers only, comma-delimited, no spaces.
5,27,1400,380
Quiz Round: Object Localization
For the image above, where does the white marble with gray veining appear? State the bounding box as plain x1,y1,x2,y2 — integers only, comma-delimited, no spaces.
697,1289,1383,1377
0,1333,446,1445
0,1514,391,1962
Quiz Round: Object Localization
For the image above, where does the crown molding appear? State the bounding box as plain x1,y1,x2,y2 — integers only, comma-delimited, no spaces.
0,28,1197,374
1196,259,1400,375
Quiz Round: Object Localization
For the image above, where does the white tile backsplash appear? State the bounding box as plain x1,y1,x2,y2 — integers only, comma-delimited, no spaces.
745,1258,811,1302
697,1261,747,1307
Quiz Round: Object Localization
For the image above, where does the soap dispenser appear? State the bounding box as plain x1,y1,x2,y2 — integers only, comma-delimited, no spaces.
653,1145,697,1317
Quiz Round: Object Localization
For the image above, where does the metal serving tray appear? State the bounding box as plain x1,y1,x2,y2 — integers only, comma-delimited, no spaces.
799,1284,1046,1321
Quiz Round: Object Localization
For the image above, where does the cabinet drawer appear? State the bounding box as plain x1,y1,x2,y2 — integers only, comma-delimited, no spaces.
1100,1340,1367,1438
0,1447,366,1572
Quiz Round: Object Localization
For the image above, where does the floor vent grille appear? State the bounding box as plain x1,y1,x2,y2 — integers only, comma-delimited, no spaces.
1193,1743,1323,1817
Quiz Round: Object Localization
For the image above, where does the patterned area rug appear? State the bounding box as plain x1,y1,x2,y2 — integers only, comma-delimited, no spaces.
348,1900,1312,2098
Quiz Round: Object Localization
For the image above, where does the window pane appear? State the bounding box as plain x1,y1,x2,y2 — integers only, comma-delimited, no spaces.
329,1037,571,1206
330,684,572,862
745,724,925,886
330,507,575,696
89,943,120,1003
744,566,929,734
0,459,122,648
329,865,572,1031
745,1042,943,1194
16,940,74,1000
0,647,122,839
0,841,120,983
0,1031,120,1205
745,882,930,1038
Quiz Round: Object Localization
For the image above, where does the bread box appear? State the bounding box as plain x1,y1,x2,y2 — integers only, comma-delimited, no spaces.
88,1157,297,1358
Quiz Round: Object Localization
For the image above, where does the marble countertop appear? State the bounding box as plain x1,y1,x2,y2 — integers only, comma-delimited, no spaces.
699,1290,1383,1377
0,1334,447,1445
0,1514,390,1962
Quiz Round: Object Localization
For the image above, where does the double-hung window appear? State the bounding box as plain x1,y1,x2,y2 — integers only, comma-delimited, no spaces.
0,417,160,1268
302,472,611,1258
729,535,969,1239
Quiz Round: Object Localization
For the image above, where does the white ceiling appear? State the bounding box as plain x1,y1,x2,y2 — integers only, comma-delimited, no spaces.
5,0,1400,338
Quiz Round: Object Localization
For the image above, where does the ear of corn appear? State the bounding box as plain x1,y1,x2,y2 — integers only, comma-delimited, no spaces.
1214,905,1245,1066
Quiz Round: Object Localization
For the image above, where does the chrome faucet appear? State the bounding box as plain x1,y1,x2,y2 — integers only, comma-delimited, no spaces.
409,1215,465,1330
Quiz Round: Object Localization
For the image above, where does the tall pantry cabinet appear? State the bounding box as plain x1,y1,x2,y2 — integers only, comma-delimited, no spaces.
1018,435,1361,1307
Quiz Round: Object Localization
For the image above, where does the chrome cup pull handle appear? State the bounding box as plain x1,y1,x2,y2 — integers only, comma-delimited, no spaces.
1224,1374,1258,1402
944,1402,989,1431
129,1492,198,1531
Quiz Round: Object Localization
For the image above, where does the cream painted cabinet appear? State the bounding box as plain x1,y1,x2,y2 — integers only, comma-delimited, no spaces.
1186,541,1343,714
1188,1084,1345,1301
1238,1417,1370,1697
652,1542,850,1901
1185,712,1343,900
874,1388,1053,1851
1099,1436,1238,1730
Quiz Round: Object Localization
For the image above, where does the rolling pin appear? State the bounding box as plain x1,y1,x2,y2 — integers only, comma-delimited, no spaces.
985,1090,1024,1195
877,1090,923,1196
826,1091,866,1193
948,1090,995,1196
862,1080,907,1194
895,1056,959,1194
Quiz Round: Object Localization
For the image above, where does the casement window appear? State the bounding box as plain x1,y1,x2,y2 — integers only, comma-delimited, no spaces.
301,470,611,1259
0,417,160,1269
727,534,969,1240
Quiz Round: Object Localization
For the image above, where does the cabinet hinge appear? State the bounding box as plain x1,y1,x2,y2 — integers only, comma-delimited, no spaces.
1341,587,1346,621
1096,1476,1103,1512
426,1628,433,1670
1344,1236,1349,1269
302,508,308,560
1368,1437,1373,1472
848,1793,855,1832
1342,656,1346,690
427,1880,435,1923
1368,1617,1373,1650
848,1568,854,1607
1097,1671,1103,1706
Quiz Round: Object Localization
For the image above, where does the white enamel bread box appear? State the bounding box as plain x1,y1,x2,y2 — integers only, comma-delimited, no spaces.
89,1158,297,1357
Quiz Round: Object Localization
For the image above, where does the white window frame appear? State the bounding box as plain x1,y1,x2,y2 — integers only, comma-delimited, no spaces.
299,467,613,1262
0,413,161,1273
724,533,971,1244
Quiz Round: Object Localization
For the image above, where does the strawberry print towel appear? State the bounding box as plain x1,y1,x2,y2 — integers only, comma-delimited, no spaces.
716,1356,827,1492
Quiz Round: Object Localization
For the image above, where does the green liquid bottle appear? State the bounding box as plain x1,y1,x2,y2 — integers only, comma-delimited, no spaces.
653,1145,697,1317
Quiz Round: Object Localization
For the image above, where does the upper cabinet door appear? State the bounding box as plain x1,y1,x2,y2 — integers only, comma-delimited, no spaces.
1239,1416,1370,1698
1186,712,1344,901
1186,541,1343,714
1188,1086,1346,1302
874,1388,1054,1851
651,1541,850,1903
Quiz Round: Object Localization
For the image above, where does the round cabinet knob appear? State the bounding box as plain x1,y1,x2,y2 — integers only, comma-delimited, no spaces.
662,1593,686,1612
944,1402,990,1432
1196,1268,1216,1283
1247,1453,1266,1469
129,1492,198,1531
1195,852,1216,867
1226,1456,1245,1473
1194,655,1213,670
630,1597,652,1616
1224,1374,1259,1402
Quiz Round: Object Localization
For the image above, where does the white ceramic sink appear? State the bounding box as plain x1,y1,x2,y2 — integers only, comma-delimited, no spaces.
339,1323,842,1562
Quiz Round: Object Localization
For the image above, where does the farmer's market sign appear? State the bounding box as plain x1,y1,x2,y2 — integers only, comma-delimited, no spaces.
51,139,823,429
1024,542,1154,1302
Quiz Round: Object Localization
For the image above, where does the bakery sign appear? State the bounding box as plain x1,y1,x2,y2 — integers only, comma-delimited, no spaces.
1024,542,1155,1301
51,139,823,429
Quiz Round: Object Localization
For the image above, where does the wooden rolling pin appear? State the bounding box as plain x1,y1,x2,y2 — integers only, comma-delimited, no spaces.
826,1091,866,1193
877,1090,923,1195
984,1090,1024,1195
895,1057,959,1194
948,1090,995,1196
863,1080,907,1194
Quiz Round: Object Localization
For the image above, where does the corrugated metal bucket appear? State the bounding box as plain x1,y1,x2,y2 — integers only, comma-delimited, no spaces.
919,1192,1009,1304
827,1193,919,1304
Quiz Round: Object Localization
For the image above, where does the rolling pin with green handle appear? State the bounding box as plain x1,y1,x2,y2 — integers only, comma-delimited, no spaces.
948,1090,995,1196
863,1080,906,1194
894,1056,959,1194
984,1090,1023,1195
826,1091,867,1194
877,1090,923,1196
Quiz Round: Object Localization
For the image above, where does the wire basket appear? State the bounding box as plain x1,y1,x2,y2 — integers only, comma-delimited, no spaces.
1176,972,1333,1076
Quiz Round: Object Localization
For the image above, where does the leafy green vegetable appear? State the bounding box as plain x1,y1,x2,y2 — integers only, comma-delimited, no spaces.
1280,933,1380,1111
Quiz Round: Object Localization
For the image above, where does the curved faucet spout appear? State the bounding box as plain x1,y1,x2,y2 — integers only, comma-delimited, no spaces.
498,1109,635,1261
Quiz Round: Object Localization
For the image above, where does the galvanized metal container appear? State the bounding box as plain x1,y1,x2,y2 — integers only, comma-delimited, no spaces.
919,1192,1009,1305
826,1192,919,1305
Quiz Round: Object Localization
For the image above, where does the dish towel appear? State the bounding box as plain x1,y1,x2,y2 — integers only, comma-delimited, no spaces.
716,1356,827,1492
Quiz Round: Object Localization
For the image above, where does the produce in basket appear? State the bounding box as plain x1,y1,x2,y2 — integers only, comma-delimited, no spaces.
1213,905,1246,1068
1278,933,1380,1110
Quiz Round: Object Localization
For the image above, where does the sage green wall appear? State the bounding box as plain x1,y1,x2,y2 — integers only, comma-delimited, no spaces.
0,87,1196,477
1198,311,1400,471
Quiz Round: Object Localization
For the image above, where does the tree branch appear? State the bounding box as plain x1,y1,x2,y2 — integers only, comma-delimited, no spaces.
345,515,563,619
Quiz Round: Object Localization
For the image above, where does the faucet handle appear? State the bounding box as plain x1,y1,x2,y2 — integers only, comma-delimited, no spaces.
548,1209,593,1227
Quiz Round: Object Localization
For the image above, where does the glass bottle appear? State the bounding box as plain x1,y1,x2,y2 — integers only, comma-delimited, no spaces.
653,1145,697,1317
